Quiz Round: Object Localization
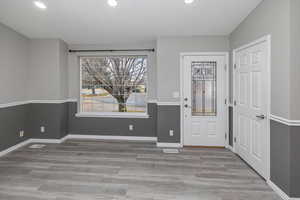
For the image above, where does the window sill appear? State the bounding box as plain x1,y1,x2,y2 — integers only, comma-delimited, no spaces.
75,112,150,119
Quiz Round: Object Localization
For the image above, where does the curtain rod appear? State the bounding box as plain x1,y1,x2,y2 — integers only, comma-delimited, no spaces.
69,48,155,53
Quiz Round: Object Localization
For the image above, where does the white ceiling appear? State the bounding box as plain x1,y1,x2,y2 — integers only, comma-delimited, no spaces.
0,0,262,44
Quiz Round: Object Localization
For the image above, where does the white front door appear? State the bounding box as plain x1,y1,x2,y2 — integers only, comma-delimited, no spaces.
234,39,269,179
182,54,227,147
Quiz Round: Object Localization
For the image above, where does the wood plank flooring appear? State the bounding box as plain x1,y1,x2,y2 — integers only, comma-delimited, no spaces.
0,140,280,200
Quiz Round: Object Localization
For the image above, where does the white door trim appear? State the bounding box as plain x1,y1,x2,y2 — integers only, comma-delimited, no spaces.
180,52,229,147
232,35,271,180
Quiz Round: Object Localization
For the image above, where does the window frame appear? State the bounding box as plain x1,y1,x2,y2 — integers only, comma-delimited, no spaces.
76,52,150,118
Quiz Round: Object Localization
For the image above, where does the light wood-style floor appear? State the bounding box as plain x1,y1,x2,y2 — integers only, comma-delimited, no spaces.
0,140,280,200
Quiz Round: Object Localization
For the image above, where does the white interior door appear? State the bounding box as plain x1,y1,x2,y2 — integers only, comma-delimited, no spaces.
234,40,269,179
183,55,226,147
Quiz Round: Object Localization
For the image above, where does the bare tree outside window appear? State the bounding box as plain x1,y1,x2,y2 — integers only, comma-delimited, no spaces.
80,56,147,113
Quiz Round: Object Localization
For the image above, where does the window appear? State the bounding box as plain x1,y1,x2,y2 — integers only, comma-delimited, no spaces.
191,61,217,116
80,56,147,114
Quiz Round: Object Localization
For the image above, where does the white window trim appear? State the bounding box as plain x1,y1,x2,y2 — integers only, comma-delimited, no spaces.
75,112,150,119
77,52,150,118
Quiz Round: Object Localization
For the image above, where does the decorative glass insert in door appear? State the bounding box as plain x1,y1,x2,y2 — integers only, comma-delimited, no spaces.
191,61,217,116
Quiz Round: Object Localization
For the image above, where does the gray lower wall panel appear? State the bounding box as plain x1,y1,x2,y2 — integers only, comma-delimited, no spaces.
68,102,157,137
1,101,155,153
28,103,69,139
270,120,300,198
157,105,180,143
0,104,31,151
270,120,291,195
59,103,69,138
290,126,300,197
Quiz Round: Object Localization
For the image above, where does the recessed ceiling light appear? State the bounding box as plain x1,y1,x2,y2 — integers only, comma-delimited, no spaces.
107,0,118,7
34,1,47,10
184,0,194,4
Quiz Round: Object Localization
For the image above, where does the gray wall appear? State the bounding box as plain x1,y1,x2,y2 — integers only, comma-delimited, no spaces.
24,39,69,140
229,0,291,119
156,36,229,102
270,120,291,195
28,39,61,100
68,102,157,137
28,39,69,100
271,120,300,197
28,103,69,139
0,105,31,152
0,23,29,104
157,105,180,143
290,0,300,120
0,23,30,151
290,126,300,197
59,40,69,100
0,102,69,152
0,23,70,151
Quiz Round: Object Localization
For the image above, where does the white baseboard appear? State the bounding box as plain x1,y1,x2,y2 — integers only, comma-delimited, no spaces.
0,135,157,158
0,136,69,157
66,135,157,142
37,134,158,143
29,135,69,144
267,180,300,200
157,143,182,148
226,145,234,152
0,139,31,157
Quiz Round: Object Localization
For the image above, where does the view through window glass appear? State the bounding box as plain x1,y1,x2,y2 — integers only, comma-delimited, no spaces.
80,56,147,113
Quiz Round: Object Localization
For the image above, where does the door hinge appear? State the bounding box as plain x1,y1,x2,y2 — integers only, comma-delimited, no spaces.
234,100,237,106
234,137,237,143
225,99,227,105
224,64,227,71
234,64,237,69
225,133,227,140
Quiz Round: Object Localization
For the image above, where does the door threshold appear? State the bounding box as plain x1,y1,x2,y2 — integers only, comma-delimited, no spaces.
184,146,225,149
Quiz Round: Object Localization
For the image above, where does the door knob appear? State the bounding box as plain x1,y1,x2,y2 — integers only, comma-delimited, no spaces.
184,104,190,108
184,98,188,101
256,115,265,119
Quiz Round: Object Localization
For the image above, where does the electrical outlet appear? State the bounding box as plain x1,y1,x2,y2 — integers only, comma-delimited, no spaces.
19,130,24,138
40,126,45,133
169,130,174,137
129,125,134,131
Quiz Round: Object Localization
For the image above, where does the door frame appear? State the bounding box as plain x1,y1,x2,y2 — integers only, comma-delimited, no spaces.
232,35,271,180
180,52,230,148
